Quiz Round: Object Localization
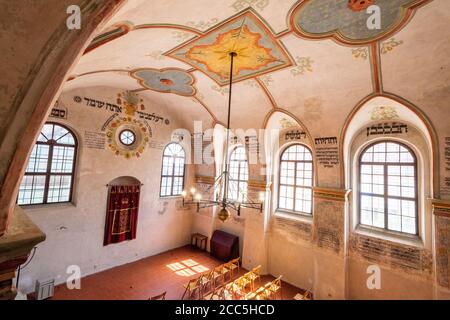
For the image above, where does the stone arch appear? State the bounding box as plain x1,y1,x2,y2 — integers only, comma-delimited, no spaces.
339,93,439,197
0,0,126,236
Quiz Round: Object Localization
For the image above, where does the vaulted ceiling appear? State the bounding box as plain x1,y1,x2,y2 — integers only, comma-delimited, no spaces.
63,0,450,133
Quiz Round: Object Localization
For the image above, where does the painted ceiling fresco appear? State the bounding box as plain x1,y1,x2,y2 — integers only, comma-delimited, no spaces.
292,0,427,44
65,0,449,132
131,68,196,96
167,11,292,85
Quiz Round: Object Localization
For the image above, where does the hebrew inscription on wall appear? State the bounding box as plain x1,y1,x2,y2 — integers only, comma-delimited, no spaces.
313,198,344,254
285,130,307,141
442,137,450,198
366,122,408,137
350,234,433,276
49,106,68,119
84,131,106,149
315,137,339,168
272,216,312,242
435,214,450,287
74,95,168,125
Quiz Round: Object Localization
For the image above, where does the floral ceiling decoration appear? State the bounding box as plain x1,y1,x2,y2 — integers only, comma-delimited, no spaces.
381,38,404,54
291,0,428,45
131,68,196,96
290,57,314,76
352,47,369,60
167,10,292,86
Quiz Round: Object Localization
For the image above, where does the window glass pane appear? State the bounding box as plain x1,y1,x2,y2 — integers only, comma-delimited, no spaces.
51,146,75,173
160,143,186,196
40,124,54,141
279,145,313,214
47,175,72,203
18,123,77,205
359,141,417,234
26,144,49,173
17,175,46,205
227,147,248,200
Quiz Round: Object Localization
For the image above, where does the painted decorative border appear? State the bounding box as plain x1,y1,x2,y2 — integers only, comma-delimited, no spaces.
313,187,349,202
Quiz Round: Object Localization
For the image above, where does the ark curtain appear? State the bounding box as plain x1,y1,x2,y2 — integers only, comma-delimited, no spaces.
103,185,140,246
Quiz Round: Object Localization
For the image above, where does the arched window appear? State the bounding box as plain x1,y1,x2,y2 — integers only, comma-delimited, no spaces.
278,144,313,214
17,122,77,205
359,141,418,235
228,146,248,201
160,143,186,197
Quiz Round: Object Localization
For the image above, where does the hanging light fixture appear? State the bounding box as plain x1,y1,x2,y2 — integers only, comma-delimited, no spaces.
181,51,264,222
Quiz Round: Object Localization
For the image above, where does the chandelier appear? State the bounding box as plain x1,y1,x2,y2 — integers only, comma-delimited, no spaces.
181,52,264,222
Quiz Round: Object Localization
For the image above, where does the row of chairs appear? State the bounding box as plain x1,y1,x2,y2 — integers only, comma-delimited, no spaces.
204,266,283,300
244,276,283,300
181,257,240,300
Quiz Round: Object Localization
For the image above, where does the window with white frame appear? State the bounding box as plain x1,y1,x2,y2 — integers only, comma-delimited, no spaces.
17,123,77,205
359,141,418,235
160,143,186,197
227,146,248,201
278,144,313,214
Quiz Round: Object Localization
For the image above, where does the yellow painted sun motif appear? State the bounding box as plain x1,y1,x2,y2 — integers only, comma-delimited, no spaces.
186,25,278,80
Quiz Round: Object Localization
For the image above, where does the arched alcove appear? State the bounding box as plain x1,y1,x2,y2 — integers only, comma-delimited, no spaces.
108,176,142,187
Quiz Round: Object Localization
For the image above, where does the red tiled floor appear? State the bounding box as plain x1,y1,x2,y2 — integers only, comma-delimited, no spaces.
49,245,305,300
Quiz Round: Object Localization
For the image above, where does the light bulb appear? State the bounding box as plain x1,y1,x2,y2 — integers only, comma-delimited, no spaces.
195,194,202,201
190,187,196,194
181,190,187,198
259,192,265,202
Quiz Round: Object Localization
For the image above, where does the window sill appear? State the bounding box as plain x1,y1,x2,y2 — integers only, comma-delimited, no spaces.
354,225,424,248
20,202,76,211
274,210,313,224
159,195,183,200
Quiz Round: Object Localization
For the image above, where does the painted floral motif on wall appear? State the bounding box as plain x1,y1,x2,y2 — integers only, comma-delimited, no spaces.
106,116,151,159
116,91,145,117
370,106,399,120
131,68,196,96
167,11,292,86
291,0,425,45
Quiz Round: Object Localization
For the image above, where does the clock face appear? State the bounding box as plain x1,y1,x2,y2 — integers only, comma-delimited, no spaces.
119,129,136,146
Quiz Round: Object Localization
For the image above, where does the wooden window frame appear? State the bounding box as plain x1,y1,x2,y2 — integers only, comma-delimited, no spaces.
277,143,313,215
227,146,249,201
358,141,419,236
18,122,78,205
159,142,186,197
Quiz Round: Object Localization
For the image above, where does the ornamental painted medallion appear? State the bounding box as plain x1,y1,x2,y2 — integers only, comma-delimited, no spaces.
291,0,429,45
167,10,292,86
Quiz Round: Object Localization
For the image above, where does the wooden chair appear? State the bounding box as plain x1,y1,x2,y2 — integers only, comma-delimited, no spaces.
265,276,282,300
238,272,253,292
199,270,214,297
221,263,232,282
149,291,166,300
181,276,202,300
227,257,240,278
204,286,225,300
212,264,226,287
251,286,268,300
247,265,261,291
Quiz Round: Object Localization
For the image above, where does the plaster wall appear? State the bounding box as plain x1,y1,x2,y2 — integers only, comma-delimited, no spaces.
18,87,196,293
